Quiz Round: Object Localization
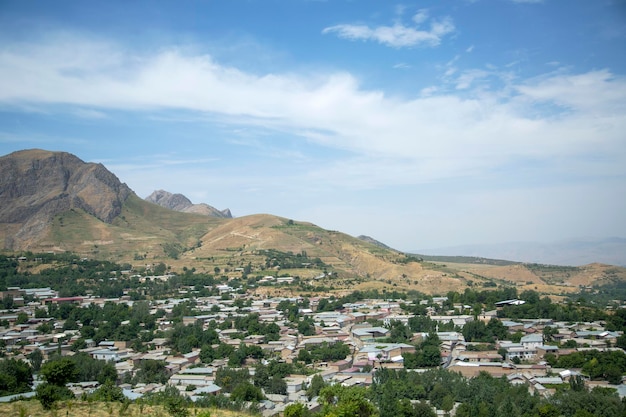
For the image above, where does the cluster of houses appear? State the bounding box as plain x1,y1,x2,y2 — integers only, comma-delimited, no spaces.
0,287,624,414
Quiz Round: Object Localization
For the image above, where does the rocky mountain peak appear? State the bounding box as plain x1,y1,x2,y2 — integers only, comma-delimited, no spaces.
0,149,133,248
146,190,193,211
145,190,232,218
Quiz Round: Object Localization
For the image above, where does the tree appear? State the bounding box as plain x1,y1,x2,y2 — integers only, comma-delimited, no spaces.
569,374,586,392
16,312,28,325
285,403,311,417
36,357,79,409
0,358,33,396
463,320,488,342
89,379,124,402
231,382,264,402
133,359,169,384
266,375,287,395
402,400,436,417
27,349,43,372
605,365,623,385
40,357,79,386
36,382,74,410
386,320,412,343
543,326,558,343
307,374,327,400
162,385,189,417
319,385,377,417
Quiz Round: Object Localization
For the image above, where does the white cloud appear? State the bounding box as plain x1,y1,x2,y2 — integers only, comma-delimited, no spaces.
412,9,429,25
516,70,626,114
0,34,625,191
454,69,491,90
72,108,108,119
322,12,454,48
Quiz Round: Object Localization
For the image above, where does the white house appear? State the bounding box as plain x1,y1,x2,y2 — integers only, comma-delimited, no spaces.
520,334,543,350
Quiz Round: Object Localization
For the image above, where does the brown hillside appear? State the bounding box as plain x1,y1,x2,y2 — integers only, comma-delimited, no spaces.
2,149,624,296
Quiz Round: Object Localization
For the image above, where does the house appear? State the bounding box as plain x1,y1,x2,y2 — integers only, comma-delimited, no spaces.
520,334,543,350
191,383,221,396
285,376,307,393
43,296,84,305
478,310,498,323
180,367,214,376
91,347,121,362
169,373,213,387
536,345,559,358
507,373,527,385
501,321,525,332
495,299,526,307
352,327,389,341
457,351,502,363
430,315,473,327
382,314,413,326
329,359,353,371
499,341,538,361
359,343,415,362
447,362,516,378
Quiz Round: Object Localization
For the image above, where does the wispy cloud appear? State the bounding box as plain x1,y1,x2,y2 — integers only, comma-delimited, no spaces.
0,34,624,191
322,10,455,48
72,108,107,119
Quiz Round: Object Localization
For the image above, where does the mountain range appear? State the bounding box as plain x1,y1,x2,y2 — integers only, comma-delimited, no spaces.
1,149,624,295
414,238,626,268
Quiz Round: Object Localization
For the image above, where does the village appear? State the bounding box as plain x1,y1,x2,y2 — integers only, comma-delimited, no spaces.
1,272,624,416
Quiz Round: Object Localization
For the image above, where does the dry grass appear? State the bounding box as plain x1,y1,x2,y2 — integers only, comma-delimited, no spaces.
12,192,626,296
0,400,252,417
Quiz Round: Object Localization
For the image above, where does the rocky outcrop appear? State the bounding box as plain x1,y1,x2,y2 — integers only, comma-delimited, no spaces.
357,235,392,250
0,149,133,248
145,189,232,218
145,189,193,212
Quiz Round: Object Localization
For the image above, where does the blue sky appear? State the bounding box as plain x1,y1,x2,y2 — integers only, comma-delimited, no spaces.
1,0,625,252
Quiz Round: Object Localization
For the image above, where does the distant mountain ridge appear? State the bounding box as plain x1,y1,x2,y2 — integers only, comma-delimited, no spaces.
145,189,232,218
1,149,624,295
414,237,626,267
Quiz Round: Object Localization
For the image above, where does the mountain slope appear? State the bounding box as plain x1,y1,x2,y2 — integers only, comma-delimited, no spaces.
0,149,132,249
1,149,624,295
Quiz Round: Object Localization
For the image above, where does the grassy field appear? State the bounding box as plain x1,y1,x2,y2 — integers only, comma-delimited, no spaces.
0,400,253,417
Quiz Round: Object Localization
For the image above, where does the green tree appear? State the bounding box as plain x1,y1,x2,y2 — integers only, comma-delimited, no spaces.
307,374,327,400
89,379,124,402
285,403,311,417
542,326,558,343
0,358,33,396
266,375,287,395
36,382,74,410
27,349,43,372
231,382,264,402
133,359,169,384
40,357,79,386
319,385,377,417
16,312,28,325
605,365,623,385
162,385,190,417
